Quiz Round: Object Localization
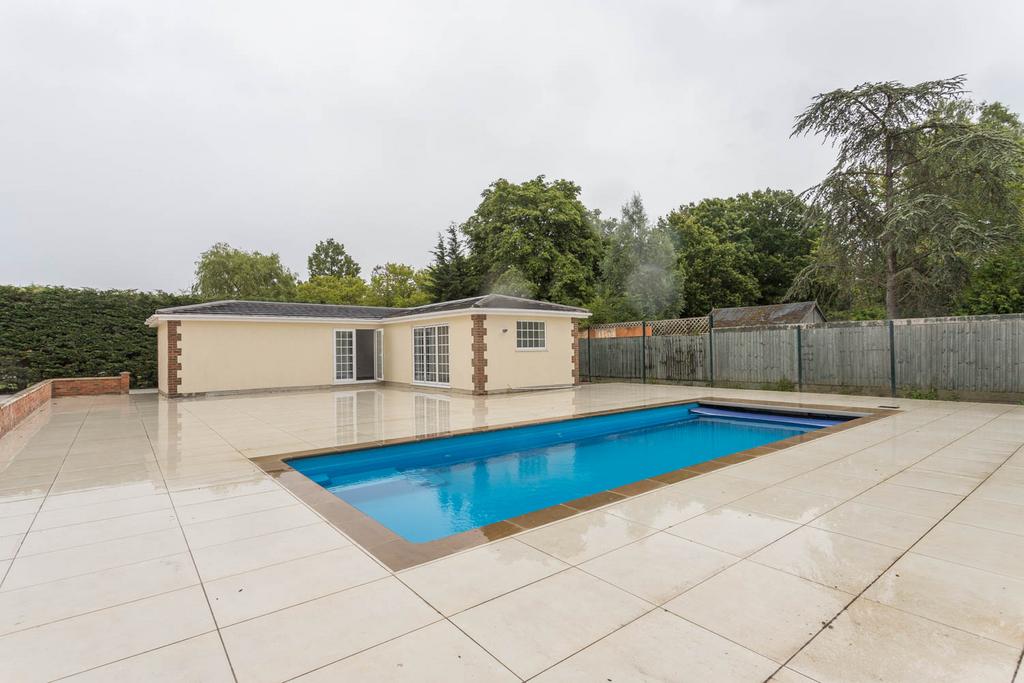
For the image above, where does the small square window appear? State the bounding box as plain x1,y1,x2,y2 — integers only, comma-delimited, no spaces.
516,321,545,350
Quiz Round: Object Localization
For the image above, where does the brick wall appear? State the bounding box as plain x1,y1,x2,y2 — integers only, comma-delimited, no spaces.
471,314,488,395
167,320,182,398
0,373,130,438
0,381,52,438
51,372,131,397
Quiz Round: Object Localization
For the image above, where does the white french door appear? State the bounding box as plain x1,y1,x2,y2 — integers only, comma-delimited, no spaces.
336,329,385,383
374,329,384,381
334,330,354,382
413,324,449,386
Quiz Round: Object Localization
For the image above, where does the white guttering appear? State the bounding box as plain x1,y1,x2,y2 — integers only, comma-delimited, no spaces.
144,307,591,327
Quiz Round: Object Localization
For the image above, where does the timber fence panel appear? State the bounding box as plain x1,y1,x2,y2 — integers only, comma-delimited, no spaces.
585,337,644,380
579,338,589,380
712,327,797,385
894,315,1024,395
801,321,890,391
646,335,708,382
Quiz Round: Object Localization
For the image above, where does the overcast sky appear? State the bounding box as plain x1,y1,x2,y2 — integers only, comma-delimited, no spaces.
2,0,1022,292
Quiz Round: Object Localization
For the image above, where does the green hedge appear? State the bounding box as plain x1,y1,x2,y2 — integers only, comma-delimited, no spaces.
0,286,202,392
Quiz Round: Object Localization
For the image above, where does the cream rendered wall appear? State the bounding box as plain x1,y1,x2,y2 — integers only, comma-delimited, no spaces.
382,321,413,385
382,315,474,392
163,311,575,396
447,316,474,391
483,314,575,392
177,320,339,394
157,321,168,395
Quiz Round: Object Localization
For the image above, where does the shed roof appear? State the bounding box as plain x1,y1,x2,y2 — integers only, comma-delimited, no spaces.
710,301,825,328
153,294,589,322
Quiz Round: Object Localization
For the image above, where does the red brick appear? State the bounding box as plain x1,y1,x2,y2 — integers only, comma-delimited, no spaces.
470,314,488,395
167,320,182,398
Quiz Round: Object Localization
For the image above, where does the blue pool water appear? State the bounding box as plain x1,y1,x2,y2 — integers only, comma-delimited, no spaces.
290,403,845,543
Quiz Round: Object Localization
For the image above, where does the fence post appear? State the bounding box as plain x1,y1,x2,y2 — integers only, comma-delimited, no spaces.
707,314,715,387
587,327,592,382
888,319,897,398
640,321,647,384
796,325,803,392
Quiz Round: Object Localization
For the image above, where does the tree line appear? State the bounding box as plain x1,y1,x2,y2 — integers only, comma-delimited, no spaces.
3,76,1022,391
193,76,1024,322
192,241,432,309
190,181,819,321
187,186,832,321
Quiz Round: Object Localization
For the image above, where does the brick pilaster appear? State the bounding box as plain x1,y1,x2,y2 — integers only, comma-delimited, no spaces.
572,319,580,385
470,314,487,395
167,320,182,398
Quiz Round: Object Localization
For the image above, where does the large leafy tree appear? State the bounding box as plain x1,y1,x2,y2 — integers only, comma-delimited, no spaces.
791,76,1024,318
953,102,1024,314
958,243,1024,314
599,196,641,299
595,194,678,319
425,224,478,302
788,238,887,319
293,276,369,305
665,190,814,308
729,190,815,304
462,176,603,305
490,265,536,298
661,209,760,317
192,243,297,300
587,208,618,238
367,263,431,308
307,238,361,279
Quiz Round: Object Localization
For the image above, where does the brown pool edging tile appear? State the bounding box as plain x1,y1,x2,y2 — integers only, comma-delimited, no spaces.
562,490,627,511
610,478,666,497
253,397,896,571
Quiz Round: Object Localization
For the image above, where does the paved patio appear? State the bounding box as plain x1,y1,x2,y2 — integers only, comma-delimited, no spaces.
0,383,1022,682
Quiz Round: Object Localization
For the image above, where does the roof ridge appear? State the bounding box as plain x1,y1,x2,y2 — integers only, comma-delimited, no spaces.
159,299,401,313
155,299,240,313
152,296,591,321
712,301,818,311
400,294,485,311
483,293,589,310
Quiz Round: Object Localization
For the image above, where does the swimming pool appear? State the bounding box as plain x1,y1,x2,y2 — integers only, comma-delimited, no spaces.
288,402,849,543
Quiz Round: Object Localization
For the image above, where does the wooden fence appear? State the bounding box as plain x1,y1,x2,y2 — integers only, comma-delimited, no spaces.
578,313,1024,400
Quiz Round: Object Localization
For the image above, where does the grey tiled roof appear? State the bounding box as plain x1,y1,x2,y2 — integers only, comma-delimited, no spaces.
385,294,589,317
155,300,400,319
710,301,825,327
155,294,589,320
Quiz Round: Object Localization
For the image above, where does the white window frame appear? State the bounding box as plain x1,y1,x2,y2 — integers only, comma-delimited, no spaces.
374,328,384,381
334,329,382,384
334,329,355,383
515,320,547,351
412,323,450,387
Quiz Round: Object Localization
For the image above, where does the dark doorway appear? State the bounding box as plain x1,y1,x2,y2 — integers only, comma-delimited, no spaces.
356,329,376,380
